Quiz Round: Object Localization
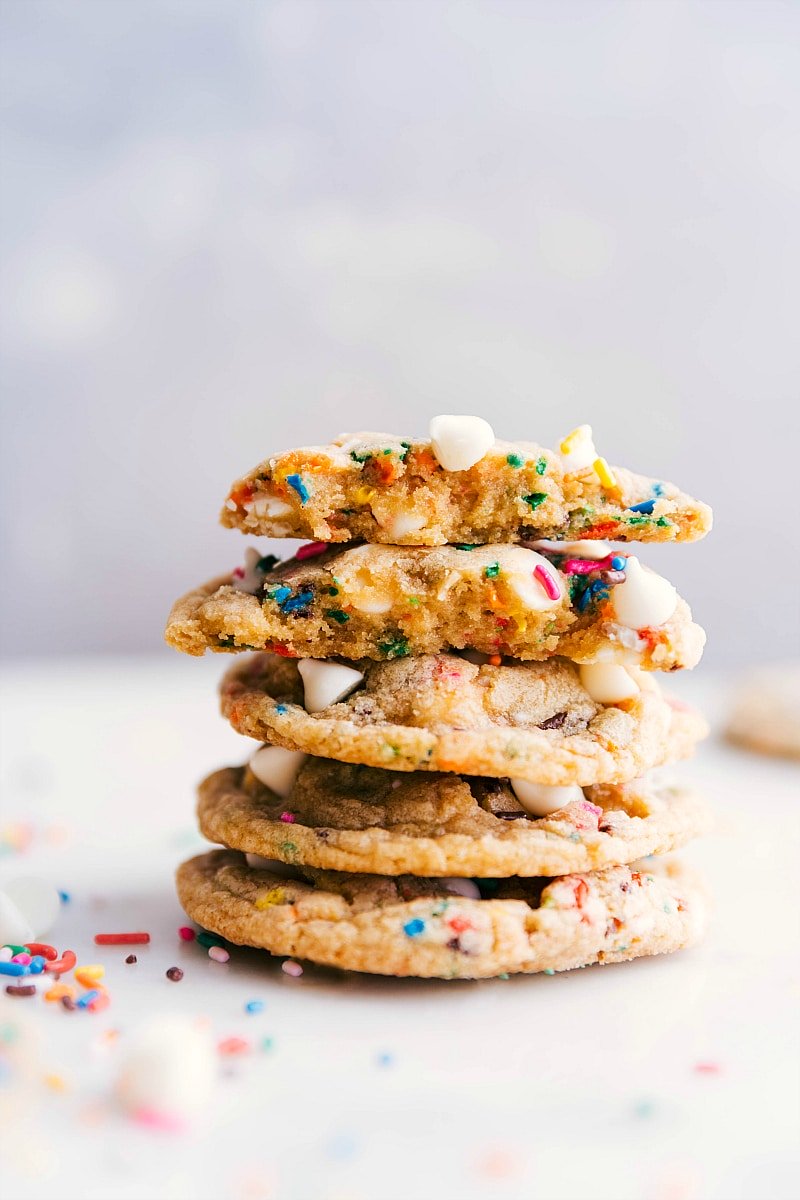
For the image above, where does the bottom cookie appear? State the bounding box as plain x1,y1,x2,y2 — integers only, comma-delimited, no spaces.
175,850,708,980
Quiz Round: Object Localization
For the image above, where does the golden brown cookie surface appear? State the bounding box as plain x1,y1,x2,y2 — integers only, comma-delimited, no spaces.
198,760,711,877
176,849,708,979
221,432,711,546
220,652,708,785
166,542,705,668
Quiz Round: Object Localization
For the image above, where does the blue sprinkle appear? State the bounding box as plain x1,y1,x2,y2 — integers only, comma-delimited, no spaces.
275,703,288,715
58,891,70,904
653,482,665,496
576,587,593,613
0,961,30,977
628,499,655,514
271,586,292,605
245,1000,265,1014
403,918,425,938
376,1051,394,1067
76,989,101,1008
28,956,46,974
286,474,311,504
280,590,313,614
610,555,627,571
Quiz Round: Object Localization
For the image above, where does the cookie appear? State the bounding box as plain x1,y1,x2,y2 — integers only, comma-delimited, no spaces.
166,542,705,670
220,653,708,785
175,850,708,979
220,427,711,546
726,663,800,760
197,760,712,877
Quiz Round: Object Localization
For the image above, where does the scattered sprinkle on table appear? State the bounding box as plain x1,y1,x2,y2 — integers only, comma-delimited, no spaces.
208,945,230,963
125,954,137,964
166,966,184,982
245,999,264,1014
281,960,303,978
178,926,196,941
5,983,36,997
94,932,151,945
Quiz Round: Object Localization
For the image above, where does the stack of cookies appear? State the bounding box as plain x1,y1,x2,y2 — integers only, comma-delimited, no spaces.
167,416,712,980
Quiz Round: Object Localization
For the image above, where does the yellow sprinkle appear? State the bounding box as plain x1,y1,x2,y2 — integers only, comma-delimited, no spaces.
593,457,617,489
559,427,583,455
74,965,105,987
255,888,286,910
353,485,375,505
44,1073,68,1093
45,984,75,1002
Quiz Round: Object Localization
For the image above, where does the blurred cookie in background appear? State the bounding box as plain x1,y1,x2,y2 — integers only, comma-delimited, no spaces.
726,664,800,761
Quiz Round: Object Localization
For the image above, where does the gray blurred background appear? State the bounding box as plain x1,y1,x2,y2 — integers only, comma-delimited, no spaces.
1,0,798,665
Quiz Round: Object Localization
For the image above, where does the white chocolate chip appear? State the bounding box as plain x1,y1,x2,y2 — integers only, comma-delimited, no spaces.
331,549,394,613
610,556,677,629
246,492,293,519
249,746,307,798
558,424,597,472
298,659,364,713
438,877,482,900
510,780,585,816
527,539,612,560
374,509,426,539
3,877,60,938
231,547,266,594
116,1016,216,1122
0,890,35,946
429,415,495,472
579,662,640,704
498,547,563,609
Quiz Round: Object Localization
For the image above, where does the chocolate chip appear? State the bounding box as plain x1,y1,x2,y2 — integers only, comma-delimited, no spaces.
538,711,568,731
446,937,462,952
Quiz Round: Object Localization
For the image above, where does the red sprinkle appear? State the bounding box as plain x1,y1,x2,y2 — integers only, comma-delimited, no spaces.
24,943,58,960
279,812,296,823
46,949,77,975
218,1036,250,1057
178,926,196,942
533,564,561,600
94,932,151,945
295,541,329,561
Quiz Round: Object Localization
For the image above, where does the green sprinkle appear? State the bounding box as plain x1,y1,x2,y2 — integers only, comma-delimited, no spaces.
325,609,350,623
261,1037,274,1052
655,516,672,528
378,636,409,659
280,841,298,858
327,586,339,596
218,635,236,647
535,456,548,475
498,972,510,980
626,515,649,526
350,450,372,463
523,492,548,510
543,968,555,976
455,543,477,551
506,453,524,468
382,448,392,455
484,563,500,578
406,596,421,606
197,931,226,949
399,441,411,461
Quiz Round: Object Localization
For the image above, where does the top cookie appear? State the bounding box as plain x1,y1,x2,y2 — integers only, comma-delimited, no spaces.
221,423,711,547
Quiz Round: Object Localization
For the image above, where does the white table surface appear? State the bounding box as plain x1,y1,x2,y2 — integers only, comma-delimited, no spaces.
0,657,798,1200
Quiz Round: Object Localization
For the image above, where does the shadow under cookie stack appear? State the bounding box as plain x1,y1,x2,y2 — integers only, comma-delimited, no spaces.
167,416,712,980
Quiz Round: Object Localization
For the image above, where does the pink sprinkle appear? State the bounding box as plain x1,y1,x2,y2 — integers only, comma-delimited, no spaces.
295,541,329,561
694,1061,722,1075
132,1107,187,1133
11,953,32,965
533,564,560,601
561,555,614,575
208,945,230,963
231,566,245,579
279,812,296,823
281,960,303,978
178,926,196,942
582,801,603,817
